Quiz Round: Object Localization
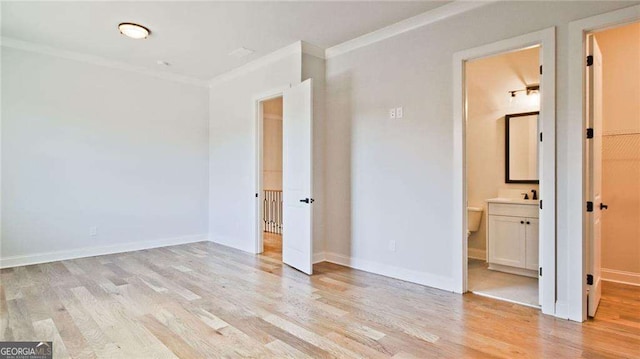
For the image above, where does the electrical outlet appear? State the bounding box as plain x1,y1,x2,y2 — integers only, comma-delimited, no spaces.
388,240,396,252
396,107,403,119
389,108,396,119
89,226,97,236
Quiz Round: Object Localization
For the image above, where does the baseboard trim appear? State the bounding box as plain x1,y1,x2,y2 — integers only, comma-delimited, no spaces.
321,251,456,292
0,234,208,269
209,236,258,254
467,248,486,260
313,251,326,264
601,268,640,287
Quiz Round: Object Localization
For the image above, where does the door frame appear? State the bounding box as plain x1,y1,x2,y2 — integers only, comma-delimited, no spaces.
566,4,640,322
452,27,556,316
252,86,290,254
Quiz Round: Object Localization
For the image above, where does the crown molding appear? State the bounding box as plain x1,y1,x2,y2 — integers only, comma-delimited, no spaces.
209,40,327,87
325,1,497,59
209,41,302,87
1,37,209,87
301,41,325,60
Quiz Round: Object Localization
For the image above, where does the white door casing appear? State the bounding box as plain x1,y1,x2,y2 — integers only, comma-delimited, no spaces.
282,79,314,275
586,35,603,317
453,27,556,315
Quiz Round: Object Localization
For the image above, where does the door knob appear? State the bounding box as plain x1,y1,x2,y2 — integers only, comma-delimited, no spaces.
299,198,314,204
600,203,608,210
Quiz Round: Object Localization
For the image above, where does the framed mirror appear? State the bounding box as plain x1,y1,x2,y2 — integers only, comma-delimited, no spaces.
505,111,539,184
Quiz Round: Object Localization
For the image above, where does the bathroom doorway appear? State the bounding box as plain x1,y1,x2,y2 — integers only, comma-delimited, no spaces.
453,28,556,315
584,21,640,317
465,46,541,308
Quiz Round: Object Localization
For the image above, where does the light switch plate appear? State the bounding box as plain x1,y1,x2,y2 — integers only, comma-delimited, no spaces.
389,108,396,119
396,107,403,119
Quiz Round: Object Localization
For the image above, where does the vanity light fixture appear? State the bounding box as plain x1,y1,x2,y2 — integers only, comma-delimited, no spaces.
508,84,540,97
508,84,540,103
118,22,151,39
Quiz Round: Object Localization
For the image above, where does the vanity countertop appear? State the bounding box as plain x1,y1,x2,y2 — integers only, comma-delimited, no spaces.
486,197,539,205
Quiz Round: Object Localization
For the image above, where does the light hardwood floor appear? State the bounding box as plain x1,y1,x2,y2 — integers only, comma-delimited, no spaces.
1,241,639,358
262,232,282,262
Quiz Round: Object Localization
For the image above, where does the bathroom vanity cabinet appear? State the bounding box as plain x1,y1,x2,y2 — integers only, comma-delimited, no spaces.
486,199,539,278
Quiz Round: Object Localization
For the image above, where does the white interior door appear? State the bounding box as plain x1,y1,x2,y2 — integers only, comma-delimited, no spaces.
587,35,603,317
282,79,313,275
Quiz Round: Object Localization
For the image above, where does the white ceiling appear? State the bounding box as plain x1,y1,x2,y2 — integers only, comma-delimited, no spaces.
1,1,451,81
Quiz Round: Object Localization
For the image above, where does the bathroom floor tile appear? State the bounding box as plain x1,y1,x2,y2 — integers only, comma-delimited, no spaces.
468,258,539,307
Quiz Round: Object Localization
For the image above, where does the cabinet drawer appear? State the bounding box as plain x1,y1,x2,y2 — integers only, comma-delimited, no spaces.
488,203,538,218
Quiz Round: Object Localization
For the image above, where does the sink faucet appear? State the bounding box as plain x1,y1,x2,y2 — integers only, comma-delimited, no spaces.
531,189,538,200
521,192,529,200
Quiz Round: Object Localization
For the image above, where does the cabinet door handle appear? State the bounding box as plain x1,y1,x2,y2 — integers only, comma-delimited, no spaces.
526,221,530,225
520,221,524,224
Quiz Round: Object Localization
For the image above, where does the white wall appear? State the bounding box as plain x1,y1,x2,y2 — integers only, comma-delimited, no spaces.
466,47,540,258
1,48,209,266
208,46,326,259
324,1,637,295
209,49,301,253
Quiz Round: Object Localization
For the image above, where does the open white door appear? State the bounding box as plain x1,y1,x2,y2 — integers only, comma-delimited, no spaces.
282,79,313,275
586,35,603,317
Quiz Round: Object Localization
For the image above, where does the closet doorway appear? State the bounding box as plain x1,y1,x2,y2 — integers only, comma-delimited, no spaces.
585,21,640,317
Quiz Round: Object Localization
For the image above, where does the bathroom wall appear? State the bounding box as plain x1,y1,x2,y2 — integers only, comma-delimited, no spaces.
596,23,640,285
262,97,283,191
466,47,541,259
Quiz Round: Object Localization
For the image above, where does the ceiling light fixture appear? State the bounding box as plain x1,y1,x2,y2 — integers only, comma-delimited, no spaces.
118,22,151,39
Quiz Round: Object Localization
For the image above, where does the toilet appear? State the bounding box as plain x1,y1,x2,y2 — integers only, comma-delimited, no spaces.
467,207,483,237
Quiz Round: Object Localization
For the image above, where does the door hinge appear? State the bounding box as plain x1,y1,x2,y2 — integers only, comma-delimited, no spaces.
539,132,543,142
586,55,593,66
539,200,542,210
587,201,594,212
539,267,542,277
586,128,594,139
539,65,543,75
587,274,594,285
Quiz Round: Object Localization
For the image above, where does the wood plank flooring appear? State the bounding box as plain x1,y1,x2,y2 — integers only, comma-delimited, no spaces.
1,241,639,358
262,232,282,262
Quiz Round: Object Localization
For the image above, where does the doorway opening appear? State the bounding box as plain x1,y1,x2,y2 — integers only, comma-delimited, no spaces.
464,46,542,308
585,21,640,317
453,27,556,315
259,96,284,261
253,79,314,275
